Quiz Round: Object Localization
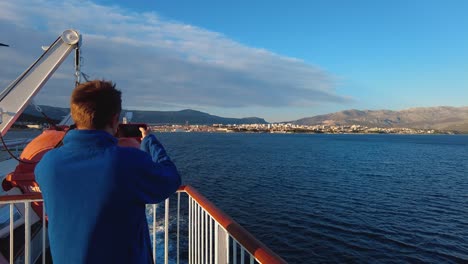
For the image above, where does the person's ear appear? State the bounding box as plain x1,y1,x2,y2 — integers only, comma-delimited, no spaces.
111,114,120,132
114,114,120,124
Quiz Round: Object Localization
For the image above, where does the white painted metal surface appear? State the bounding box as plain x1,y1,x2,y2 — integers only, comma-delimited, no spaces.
9,204,13,264
24,202,30,264
164,199,169,264
42,206,46,264
152,204,156,264
0,29,80,136
152,191,265,263
0,190,273,264
0,197,43,264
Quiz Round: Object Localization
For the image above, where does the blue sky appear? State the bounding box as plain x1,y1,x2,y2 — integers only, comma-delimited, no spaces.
1,0,467,122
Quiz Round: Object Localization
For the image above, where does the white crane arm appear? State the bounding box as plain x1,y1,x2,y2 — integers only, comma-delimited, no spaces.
0,29,80,136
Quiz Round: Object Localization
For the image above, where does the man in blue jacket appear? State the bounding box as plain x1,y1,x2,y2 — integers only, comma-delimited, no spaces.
35,80,181,264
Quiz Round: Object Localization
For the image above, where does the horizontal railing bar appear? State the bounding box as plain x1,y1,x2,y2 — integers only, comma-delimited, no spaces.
2,186,286,264
0,193,42,203
177,186,287,264
0,199,43,205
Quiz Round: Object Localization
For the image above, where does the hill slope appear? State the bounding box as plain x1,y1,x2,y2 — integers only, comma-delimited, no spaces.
292,106,468,132
129,109,266,125
18,105,267,125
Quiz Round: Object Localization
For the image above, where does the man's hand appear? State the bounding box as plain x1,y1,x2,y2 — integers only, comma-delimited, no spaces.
140,126,151,139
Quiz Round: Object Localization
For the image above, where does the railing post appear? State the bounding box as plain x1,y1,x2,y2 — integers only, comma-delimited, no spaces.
205,212,208,264
197,205,200,264
209,217,213,264
164,199,169,264
241,247,245,264
153,204,156,264
233,241,237,264
42,204,46,264
188,197,192,264
214,223,218,264
177,192,180,264
201,211,204,264
226,232,230,264
24,202,31,264
10,204,14,264
197,206,200,264
217,225,228,264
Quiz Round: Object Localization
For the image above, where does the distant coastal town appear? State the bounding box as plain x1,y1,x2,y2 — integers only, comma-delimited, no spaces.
14,121,458,134
151,123,456,134
15,105,468,134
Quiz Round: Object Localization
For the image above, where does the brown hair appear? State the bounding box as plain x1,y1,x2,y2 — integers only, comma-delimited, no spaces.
70,80,121,129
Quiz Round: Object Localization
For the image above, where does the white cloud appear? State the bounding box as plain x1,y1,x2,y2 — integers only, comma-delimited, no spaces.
0,0,350,111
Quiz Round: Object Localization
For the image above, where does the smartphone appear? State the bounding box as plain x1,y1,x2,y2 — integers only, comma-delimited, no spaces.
116,123,147,138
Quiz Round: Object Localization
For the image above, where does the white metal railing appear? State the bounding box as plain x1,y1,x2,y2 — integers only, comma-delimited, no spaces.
0,186,286,264
0,195,44,264
182,186,286,264
188,196,257,264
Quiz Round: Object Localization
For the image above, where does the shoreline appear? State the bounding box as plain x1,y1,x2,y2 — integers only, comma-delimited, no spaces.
10,126,465,135
150,124,463,135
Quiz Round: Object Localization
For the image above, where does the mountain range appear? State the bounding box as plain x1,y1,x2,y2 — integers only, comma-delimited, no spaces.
17,105,468,132
18,105,267,125
292,106,468,132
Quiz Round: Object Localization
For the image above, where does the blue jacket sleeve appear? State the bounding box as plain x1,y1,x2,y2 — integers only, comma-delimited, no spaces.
132,134,181,204
140,134,171,163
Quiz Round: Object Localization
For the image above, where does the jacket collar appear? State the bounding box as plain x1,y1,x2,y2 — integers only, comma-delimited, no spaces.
63,129,118,147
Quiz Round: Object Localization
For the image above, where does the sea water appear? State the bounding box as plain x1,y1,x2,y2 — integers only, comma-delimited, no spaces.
6,131,468,263
156,133,468,263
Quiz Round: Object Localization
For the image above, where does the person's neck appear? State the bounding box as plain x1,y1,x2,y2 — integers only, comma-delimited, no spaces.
103,127,115,136
76,126,115,136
